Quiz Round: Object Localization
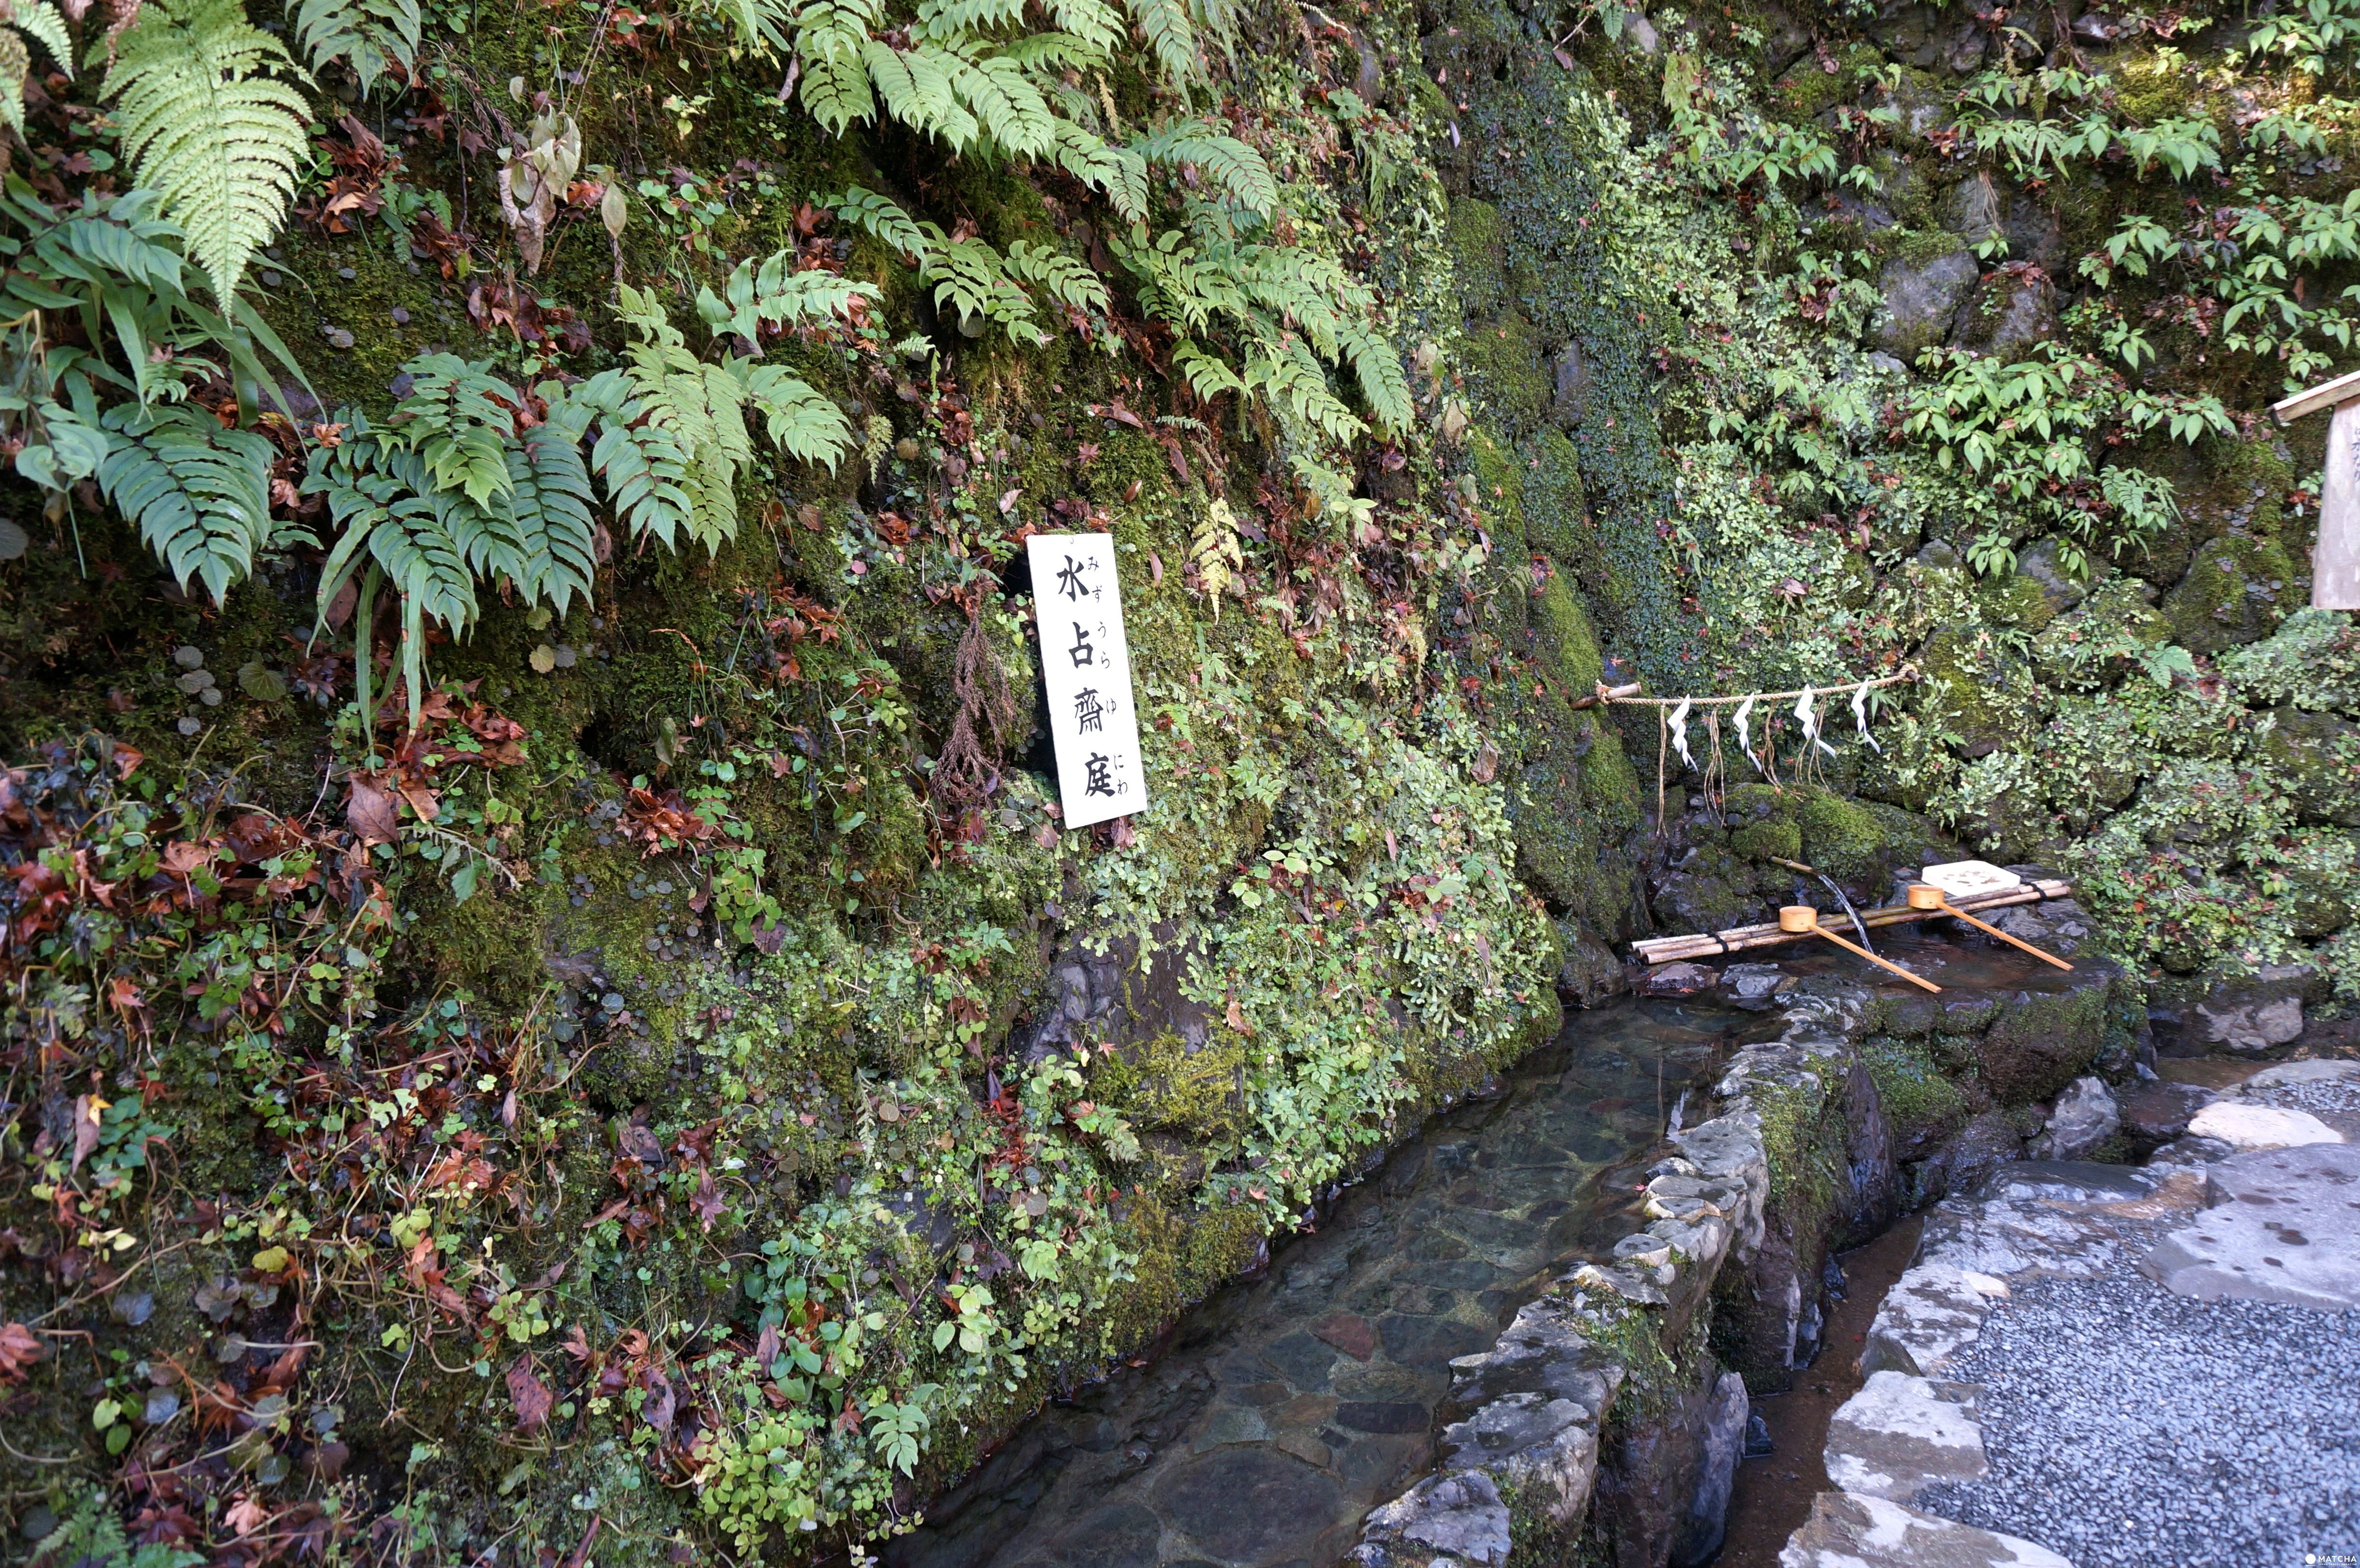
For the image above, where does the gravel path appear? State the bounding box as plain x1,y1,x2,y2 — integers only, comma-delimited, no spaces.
1916,1227,2360,1568
2245,1076,2360,1117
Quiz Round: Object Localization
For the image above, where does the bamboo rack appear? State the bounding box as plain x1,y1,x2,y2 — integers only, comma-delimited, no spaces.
1632,876,2073,966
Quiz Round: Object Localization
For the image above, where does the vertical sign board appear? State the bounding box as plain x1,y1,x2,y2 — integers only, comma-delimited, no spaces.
1027,532,1148,829
2270,368,2360,609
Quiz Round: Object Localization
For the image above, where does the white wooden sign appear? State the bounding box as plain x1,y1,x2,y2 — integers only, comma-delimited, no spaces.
2270,369,2360,609
1919,859,2021,898
1028,532,1147,829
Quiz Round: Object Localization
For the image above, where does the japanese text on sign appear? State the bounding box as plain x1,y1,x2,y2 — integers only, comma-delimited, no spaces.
1027,532,1147,830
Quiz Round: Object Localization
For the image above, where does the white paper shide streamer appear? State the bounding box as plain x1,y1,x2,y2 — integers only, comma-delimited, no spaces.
1795,686,1837,759
1851,679,1883,753
1669,696,1694,770
1733,694,1762,774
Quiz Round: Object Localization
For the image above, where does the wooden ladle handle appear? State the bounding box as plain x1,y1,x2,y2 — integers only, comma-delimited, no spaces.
1813,927,1942,993
1938,899,2074,971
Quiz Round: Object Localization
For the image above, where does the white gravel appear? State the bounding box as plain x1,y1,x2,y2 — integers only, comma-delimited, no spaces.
1916,1229,2360,1568
2244,1076,2360,1117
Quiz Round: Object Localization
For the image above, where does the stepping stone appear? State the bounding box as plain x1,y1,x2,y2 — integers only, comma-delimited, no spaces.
2141,1140,2360,1309
1780,1491,2073,1568
2186,1101,2345,1151
1823,1372,1986,1503
1859,1264,2006,1377
1311,1311,1378,1360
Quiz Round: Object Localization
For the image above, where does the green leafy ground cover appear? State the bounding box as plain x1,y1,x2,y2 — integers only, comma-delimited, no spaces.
2,0,2359,1558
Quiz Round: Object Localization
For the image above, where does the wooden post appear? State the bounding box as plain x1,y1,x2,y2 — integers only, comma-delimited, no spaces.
2270,369,2360,610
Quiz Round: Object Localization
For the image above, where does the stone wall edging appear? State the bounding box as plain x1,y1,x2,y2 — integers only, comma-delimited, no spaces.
1351,986,1877,1568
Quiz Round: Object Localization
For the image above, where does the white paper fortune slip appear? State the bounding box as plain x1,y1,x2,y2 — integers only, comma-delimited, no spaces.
1027,531,1148,830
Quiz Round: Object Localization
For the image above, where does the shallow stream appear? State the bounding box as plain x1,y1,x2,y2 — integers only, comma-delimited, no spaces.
886,996,1774,1568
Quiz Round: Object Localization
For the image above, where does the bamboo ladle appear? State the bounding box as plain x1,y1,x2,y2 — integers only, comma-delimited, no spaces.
1907,883,2073,971
1778,905,1942,993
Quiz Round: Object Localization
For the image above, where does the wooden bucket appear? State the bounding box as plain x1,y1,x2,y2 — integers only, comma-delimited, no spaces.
1777,905,1819,933
1905,883,1945,911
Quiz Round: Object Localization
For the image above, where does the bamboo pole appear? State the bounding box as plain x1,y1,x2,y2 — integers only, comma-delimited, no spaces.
1631,878,2073,965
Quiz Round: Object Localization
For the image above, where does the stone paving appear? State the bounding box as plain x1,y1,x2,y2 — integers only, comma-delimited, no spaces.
885,999,1760,1568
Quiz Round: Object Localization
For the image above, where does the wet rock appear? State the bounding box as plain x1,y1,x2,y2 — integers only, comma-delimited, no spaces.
2027,1076,2118,1161
2009,539,2086,623
1867,1,1991,72
2120,1080,2210,1144
1823,1372,1987,1504
2188,963,2311,1053
1954,269,2057,359
1310,1311,1378,1361
1152,1446,1342,1563
1551,340,1592,427
2162,534,2298,654
1352,1470,1511,1568
1782,1489,2071,1567
1670,1371,1749,1566
1640,961,1718,998
1909,1110,2025,1206
1875,249,1977,357
1720,962,1796,1011
2141,1141,2360,1309
1558,924,1630,1005
2254,705,2360,826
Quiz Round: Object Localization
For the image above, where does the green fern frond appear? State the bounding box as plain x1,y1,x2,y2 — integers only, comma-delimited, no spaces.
913,0,1023,35
1046,122,1148,221
1122,0,1195,82
1338,318,1410,434
99,402,273,605
998,29,1102,73
948,51,1056,157
290,0,419,93
1004,239,1110,315
921,228,1046,344
800,41,876,133
504,418,599,613
1243,337,1363,442
1046,0,1119,53
695,250,880,341
741,362,856,468
1136,122,1278,215
580,391,699,549
102,0,311,302
0,3,69,135
383,354,518,509
864,41,980,150
827,185,932,259
1172,337,1246,404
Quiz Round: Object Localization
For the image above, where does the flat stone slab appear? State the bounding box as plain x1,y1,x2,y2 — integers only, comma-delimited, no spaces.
1780,1491,2074,1568
2186,1101,2345,1150
1825,1372,1988,1503
2141,1140,2360,1309
1860,1263,2006,1378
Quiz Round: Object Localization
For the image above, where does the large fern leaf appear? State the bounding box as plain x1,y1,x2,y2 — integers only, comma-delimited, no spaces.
1047,122,1148,221
506,404,599,613
575,369,699,551
385,354,518,508
1136,122,1278,215
1,1,72,135
948,52,1056,157
290,0,419,93
864,41,980,150
827,185,931,259
1004,239,1110,315
1046,0,1119,53
99,403,273,605
694,250,879,341
1122,0,1195,83
741,362,856,468
1338,319,1411,435
794,0,878,133
102,0,310,303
